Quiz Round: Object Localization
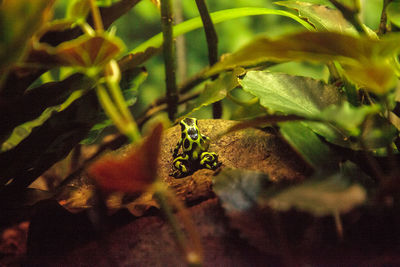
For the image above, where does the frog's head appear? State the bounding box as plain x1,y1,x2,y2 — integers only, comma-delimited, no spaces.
180,117,197,130
180,117,199,140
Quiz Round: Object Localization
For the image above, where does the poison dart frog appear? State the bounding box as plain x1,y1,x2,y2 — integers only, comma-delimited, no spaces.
171,118,221,178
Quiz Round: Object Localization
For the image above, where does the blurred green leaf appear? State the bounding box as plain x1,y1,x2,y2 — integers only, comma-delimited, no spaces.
387,1,400,27
131,7,314,54
279,121,339,169
208,32,400,94
275,1,357,34
0,0,55,82
264,164,367,216
213,168,271,212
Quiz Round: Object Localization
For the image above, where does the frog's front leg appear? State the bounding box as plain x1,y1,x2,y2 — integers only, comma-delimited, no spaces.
171,154,192,178
172,138,183,158
200,152,220,170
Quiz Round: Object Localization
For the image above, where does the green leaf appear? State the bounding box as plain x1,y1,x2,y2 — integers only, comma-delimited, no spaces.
387,1,400,27
239,71,384,149
279,121,339,169
315,102,379,135
178,68,245,119
0,91,100,190
131,7,314,54
213,168,271,212
264,164,367,216
275,1,357,35
208,31,400,94
1,74,95,150
240,71,342,118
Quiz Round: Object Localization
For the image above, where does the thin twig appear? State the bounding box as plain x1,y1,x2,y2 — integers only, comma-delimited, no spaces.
161,0,178,120
194,0,221,118
174,0,187,83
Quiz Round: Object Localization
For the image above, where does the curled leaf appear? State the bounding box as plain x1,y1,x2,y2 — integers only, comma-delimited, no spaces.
32,32,125,69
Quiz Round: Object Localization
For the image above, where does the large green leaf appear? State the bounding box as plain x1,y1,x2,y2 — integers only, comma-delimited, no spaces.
240,71,342,118
208,31,400,94
279,121,339,169
275,1,357,35
239,71,385,149
131,7,314,54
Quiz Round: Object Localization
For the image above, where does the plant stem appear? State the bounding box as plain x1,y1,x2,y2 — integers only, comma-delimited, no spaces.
161,0,178,120
194,0,222,118
378,0,393,35
174,0,187,83
89,0,104,32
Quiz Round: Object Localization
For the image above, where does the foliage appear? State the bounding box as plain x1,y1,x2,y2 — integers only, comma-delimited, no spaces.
1,0,400,263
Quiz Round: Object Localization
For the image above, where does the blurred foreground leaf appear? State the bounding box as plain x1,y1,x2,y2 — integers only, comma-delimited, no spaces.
264,164,367,216
213,168,271,212
88,124,163,194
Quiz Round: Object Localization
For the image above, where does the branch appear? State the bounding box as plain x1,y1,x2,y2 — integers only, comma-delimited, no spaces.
378,0,393,36
194,0,221,118
161,0,178,120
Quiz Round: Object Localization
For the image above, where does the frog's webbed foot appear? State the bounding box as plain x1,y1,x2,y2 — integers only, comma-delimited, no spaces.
200,152,221,170
170,154,192,178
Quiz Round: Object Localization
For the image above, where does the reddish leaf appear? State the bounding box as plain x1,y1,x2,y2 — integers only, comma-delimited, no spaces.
88,124,163,193
31,33,125,68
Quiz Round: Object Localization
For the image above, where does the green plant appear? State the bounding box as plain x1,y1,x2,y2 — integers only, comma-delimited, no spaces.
1,0,400,264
